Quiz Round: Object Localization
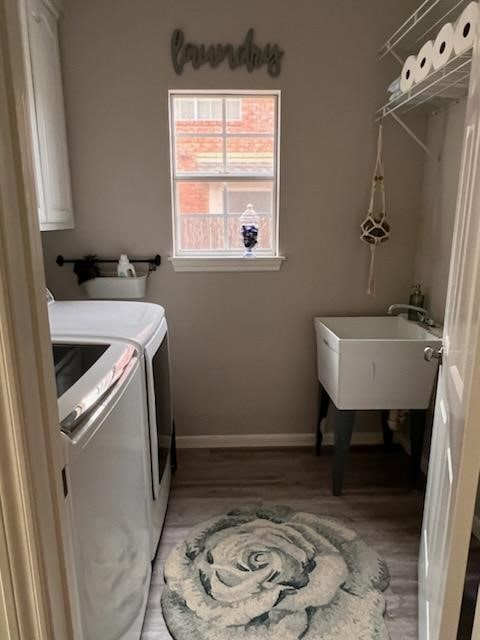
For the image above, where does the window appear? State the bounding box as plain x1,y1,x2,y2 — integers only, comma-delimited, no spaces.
169,91,281,263
225,98,242,121
174,97,242,122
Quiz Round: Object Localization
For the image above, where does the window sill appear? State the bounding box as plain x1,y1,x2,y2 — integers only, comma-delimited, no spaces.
169,256,286,272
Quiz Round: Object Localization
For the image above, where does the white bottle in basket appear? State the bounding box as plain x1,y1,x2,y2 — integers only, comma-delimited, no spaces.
117,254,136,277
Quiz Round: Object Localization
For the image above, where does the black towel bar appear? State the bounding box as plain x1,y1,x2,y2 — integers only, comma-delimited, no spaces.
56,254,161,271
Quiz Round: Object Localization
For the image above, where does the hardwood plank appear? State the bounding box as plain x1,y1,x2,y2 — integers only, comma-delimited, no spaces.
141,447,424,639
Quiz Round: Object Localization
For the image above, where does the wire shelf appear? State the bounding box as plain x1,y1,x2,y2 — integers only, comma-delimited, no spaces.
379,0,471,59
377,51,471,120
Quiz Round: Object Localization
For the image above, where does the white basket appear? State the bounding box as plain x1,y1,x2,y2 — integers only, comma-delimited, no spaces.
81,274,148,299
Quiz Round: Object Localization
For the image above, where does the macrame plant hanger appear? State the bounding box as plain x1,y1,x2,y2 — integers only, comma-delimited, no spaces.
360,124,391,296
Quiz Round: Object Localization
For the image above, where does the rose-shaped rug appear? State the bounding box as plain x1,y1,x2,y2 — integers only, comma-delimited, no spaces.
161,505,390,640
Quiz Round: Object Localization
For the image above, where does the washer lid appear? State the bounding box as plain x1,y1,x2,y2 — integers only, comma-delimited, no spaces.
48,300,165,346
54,341,136,435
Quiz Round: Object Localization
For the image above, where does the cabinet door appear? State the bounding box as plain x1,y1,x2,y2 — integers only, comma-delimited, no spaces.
27,0,74,230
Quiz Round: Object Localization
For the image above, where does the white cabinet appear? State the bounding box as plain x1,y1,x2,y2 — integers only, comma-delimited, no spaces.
22,0,74,230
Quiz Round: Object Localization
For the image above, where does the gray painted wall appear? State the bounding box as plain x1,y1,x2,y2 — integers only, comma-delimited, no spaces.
42,0,425,439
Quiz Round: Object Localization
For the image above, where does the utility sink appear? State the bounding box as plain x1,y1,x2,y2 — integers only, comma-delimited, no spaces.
314,316,442,410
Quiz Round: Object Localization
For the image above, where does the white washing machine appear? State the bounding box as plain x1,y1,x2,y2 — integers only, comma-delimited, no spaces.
54,341,151,640
49,296,174,559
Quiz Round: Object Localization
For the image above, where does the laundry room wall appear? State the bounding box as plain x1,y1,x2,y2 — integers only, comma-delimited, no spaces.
42,0,426,442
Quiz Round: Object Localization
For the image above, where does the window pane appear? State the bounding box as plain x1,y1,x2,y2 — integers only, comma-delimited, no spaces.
176,182,224,215
175,181,274,253
175,98,195,120
175,137,223,174
197,98,223,120
180,217,225,251
226,137,274,174
226,181,273,214
212,100,223,120
227,214,273,250
173,97,222,134
226,98,241,121
196,99,210,119
226,96,276,134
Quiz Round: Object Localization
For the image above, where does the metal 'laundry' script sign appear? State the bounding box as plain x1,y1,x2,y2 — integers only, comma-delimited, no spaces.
171,29,284,78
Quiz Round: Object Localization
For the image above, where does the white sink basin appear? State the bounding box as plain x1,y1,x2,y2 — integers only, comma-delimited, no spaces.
314,316,442,410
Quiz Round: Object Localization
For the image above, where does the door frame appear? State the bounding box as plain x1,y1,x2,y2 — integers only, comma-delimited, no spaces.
2,0,480,637
0,0,72,638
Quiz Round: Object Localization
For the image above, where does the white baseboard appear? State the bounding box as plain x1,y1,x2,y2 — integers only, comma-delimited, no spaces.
472,515,480,541
176,431,384,449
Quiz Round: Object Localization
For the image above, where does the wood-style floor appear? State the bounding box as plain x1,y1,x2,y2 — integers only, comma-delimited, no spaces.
141,446,424,639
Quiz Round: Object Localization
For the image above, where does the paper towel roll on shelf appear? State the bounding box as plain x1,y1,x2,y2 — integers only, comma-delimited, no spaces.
454,1,479,54
400,55,417,93
414,40,434,83
433,22,455,69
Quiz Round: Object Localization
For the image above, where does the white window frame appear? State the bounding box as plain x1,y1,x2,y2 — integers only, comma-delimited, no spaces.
168,90,284,272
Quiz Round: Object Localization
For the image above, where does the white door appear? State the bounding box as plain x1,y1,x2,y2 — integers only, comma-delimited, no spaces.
418,29,480,640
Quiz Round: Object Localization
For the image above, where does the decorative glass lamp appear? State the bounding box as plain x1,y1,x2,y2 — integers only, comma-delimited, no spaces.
240,204,259,258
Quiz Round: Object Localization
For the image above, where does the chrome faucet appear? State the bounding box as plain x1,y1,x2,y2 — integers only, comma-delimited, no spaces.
387,304,435,327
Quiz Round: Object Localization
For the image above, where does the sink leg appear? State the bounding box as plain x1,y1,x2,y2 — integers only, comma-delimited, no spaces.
171,419,177,473
410,410,426,489
316,385,330,456
333,408,355,496
381,410,394,452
